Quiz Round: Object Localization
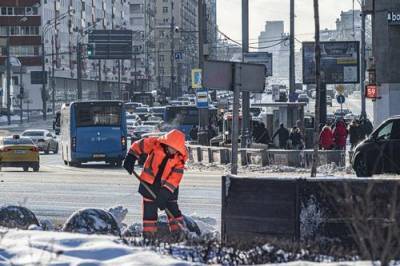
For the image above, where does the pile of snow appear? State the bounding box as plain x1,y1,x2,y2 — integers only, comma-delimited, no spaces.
0,228,191,265
62,208,121,236
0,205,39,230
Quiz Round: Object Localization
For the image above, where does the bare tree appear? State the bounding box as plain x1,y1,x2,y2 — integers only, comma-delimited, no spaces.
311,0,321,177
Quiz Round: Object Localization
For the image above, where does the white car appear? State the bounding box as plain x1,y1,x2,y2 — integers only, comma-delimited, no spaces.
21,129,58,154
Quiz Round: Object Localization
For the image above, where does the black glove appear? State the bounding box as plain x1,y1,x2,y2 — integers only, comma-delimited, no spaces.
123,153,137,174
156,188,172,210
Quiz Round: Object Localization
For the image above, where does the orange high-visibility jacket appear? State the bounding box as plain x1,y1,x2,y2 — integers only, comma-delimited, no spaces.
129,129,188,193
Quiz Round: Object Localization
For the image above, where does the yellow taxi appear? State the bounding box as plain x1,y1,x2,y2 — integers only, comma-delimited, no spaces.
0,135,40,172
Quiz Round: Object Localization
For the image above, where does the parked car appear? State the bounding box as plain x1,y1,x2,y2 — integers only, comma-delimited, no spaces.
297,94,309,103
0,135,40,172
352,116,400,177
21,129,58,154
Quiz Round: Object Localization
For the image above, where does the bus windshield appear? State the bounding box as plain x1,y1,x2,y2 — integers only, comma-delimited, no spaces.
165,106,198,125
75,103,122,127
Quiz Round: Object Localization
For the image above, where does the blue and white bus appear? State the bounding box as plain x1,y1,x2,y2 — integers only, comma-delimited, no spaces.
164,105,217,139
60,101,127,166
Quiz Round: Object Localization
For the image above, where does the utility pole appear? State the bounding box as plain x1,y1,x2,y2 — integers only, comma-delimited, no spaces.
77,42,82,100
360,9,366,118
98,60,102,100
51,35,55,115
6,26,11,125
289,0,296,101
197,0,209,146
241,0,250,148
134,52,137,100
170,0,175,99
118,60,121,99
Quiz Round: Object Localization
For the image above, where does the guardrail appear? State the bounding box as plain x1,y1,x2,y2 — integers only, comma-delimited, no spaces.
222,175,400,247
187,145,345,168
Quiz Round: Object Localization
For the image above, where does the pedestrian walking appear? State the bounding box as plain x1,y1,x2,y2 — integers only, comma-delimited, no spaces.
123,129,188,240
272,123,290,149
289,126,304,150
254,122,271,145
333,119,348,150
319,124,334,150
189,125,198,141
348,119,361,150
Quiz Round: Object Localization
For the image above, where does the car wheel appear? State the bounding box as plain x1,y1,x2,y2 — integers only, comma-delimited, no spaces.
33,164,39,172
45,144,50,154
355,156,371,177
64,160,68,165
115,160,122,168
54,144,59,154
23,166,29,172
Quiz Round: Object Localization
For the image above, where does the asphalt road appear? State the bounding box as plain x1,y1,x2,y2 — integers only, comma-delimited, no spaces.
0,119,222,227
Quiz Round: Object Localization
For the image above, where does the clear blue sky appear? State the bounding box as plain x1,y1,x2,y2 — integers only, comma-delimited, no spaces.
217,0,358,43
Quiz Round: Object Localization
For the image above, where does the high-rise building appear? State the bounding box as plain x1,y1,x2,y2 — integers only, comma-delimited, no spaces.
0,1,42,112
258,21,289,83
42,0,130,102
128,0,156,96
154,0,198,99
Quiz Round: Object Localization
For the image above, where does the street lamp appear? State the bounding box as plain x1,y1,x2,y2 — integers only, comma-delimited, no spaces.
41,9,74,119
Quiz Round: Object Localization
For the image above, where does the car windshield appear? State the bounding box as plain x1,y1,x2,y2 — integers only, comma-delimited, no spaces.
22,131,45,137
3,138,34,145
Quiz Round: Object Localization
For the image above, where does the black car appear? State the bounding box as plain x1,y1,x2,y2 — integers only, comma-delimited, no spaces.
352,116,400,177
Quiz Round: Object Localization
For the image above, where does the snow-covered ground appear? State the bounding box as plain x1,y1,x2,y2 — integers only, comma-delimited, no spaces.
0,228,376,265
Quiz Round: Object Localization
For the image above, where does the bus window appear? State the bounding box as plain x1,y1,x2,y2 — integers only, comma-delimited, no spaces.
76,104,122,127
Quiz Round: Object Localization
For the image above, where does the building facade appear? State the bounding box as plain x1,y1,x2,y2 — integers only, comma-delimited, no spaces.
0,0,42,112
128,0,156,97
41,0,130,104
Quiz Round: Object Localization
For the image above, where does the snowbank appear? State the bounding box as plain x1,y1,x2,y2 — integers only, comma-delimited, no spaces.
0,228,192,265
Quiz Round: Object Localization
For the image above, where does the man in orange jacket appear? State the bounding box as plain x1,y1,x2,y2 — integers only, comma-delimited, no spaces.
123,129,188,238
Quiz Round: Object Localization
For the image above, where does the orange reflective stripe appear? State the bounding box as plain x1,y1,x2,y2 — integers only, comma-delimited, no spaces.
143,197,154,202
143,219,157,232
161,180,177,192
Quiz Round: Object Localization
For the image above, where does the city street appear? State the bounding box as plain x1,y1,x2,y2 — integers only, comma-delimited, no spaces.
0,149,222,227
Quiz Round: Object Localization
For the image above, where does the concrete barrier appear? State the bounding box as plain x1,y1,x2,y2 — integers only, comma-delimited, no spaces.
187,145,346,168
222,175,400,246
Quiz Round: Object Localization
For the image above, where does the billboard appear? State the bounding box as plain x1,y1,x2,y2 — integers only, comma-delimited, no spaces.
243,52,273,77
302,41,360,84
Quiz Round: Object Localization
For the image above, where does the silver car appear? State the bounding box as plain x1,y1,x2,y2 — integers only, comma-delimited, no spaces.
21,129,59,154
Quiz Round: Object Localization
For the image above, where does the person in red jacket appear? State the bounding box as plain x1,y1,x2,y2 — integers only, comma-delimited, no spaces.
123,129,188,239
333,120,348,150
319,124,334,150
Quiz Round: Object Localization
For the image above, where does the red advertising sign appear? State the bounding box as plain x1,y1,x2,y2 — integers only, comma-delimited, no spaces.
365,84,378,99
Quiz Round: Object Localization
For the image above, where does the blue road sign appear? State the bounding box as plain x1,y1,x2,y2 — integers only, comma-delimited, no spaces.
336,94,345,104
175,52,183,60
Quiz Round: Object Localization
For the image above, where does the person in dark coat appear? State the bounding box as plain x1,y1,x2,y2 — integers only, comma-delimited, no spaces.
189,125,198,141
359,117,373,139
254,123,271,145
289,126,304,150
272,123,290,149
348,119,361,150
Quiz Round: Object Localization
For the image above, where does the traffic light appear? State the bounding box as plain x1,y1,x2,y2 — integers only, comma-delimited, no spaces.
87,43,95,58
